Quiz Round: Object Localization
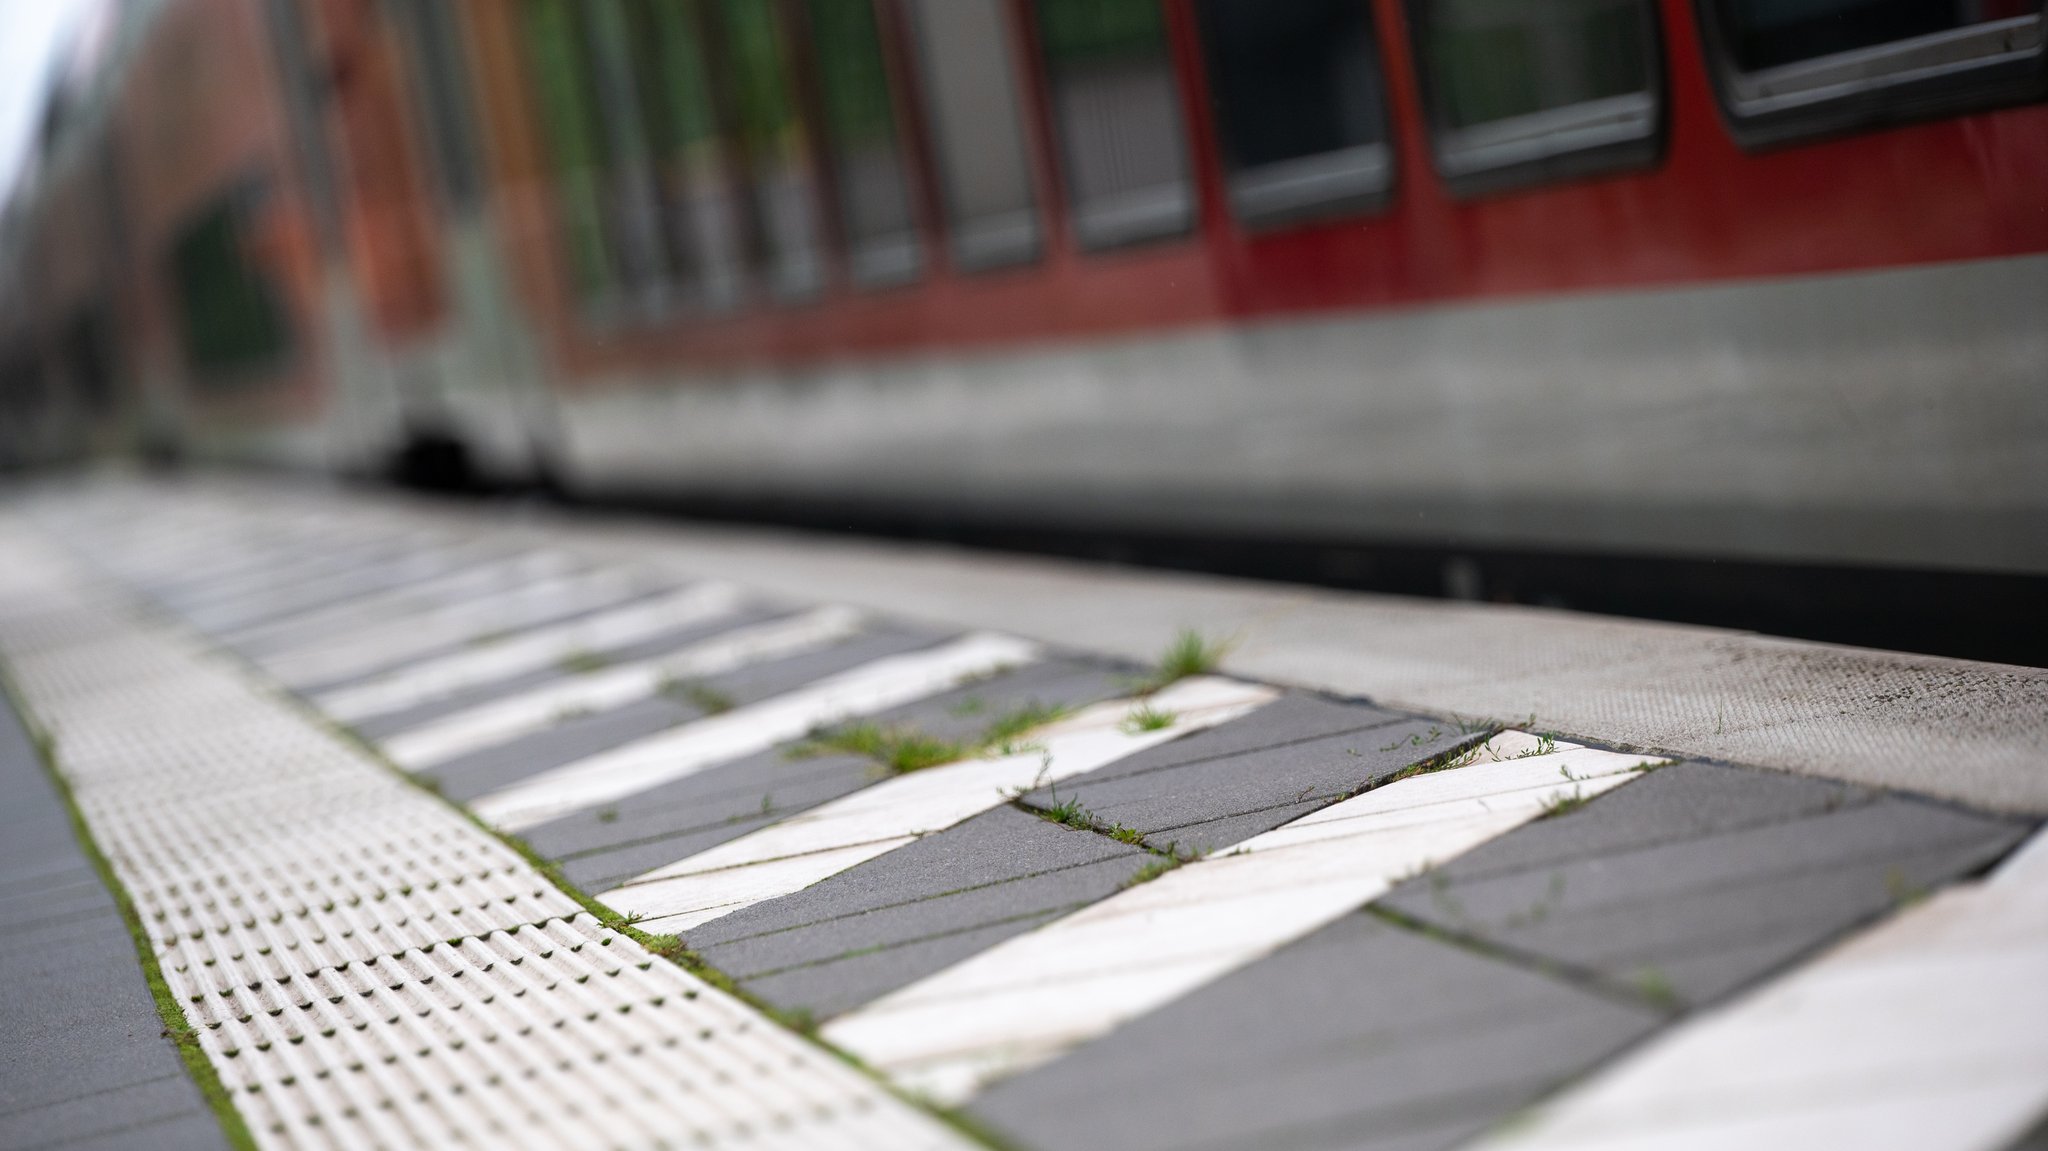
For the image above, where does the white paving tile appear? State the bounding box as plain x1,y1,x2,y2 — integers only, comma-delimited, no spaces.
382,605,866,770
472,631,1051,831
314,582,747,723
820,737,1660,1104
1474,823,2048,1151
595,676,1282,933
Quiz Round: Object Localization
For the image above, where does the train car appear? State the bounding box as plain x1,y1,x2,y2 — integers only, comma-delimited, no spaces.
454,0,2048,585
2,0,2045,646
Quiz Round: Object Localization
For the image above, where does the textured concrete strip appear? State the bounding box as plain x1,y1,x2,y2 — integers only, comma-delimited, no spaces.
525,658,1135,891
259,566,658,691
314,582,747,723
596,677,1280,934
821,738,1655,1103
1476,824,2048,1151
0,520,975,1151
384,605,865,769
0,675,227,1149
967,912,1665,1151
413,624,952,801
491,501,2048,813
473,631,1046,831
690,805,1156,1019
1377,762,2032,1007
1017,692,1464,855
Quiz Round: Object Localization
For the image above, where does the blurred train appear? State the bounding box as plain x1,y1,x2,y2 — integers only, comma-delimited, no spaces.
2,0,2045,648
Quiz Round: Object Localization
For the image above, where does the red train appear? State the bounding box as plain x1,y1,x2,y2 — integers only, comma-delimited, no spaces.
3,0,2045,591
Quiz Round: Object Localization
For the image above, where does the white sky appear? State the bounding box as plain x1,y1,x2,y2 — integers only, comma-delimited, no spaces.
0,0,98,206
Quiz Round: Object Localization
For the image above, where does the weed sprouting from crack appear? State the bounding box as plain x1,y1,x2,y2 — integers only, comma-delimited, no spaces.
1514,733,1560,759
1128,629,1230,695
979,700,1069,748
795,699,1070,776
1120,702,1177,734
1123,856,1180,888
557,649,611,675
1631,965,1680,1012
658,674,733,715
1538,788,1590,819
1382,725,1446,753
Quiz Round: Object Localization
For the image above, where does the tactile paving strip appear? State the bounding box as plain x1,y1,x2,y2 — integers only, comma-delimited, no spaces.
0,524,973,1151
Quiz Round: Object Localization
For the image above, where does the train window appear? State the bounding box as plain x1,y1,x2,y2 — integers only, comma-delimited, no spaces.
168,194,292,380
714,0,827,301
621,0,745,310
392,1,483,212
519,0,620,305
1035,0,1195,249
1697,0,2047,148
1194,0,1392,229
1407,0,1662,198
581,0,681,309
808,0,923,287
904,0,1041,271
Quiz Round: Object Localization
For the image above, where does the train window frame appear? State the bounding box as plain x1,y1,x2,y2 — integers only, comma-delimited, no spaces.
903,0,1043,273
1694,1,2048,150
1033,0,1198,252
1403,0,1666,200
804,0,926,290
1193,0,1397,231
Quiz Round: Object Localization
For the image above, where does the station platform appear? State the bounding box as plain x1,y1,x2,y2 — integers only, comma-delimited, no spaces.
2,475,2043,1151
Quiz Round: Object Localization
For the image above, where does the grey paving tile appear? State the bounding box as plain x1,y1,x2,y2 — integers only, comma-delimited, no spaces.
0,1075,211,1151
52,1109,231,1151
548,754,876,890
1421,761,1884,884
689,805,1153,1018
1376,764,2030,1009
967,912,1661,1151
422,695,701,802
1017,701,1461,856
1045,693,1418,786
0,695,227,1149
2004,1110,2048,1151
740,910,1069,1022
525,658,1135,889
346,604,786,737
1479,831,2024,1005
694,804,1141,949
693,623,953,707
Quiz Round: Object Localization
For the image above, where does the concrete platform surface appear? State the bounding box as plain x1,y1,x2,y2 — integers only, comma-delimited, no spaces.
0,476,2042,1151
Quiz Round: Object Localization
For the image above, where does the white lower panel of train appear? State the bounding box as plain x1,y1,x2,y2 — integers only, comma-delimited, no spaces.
550,251,2048,575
